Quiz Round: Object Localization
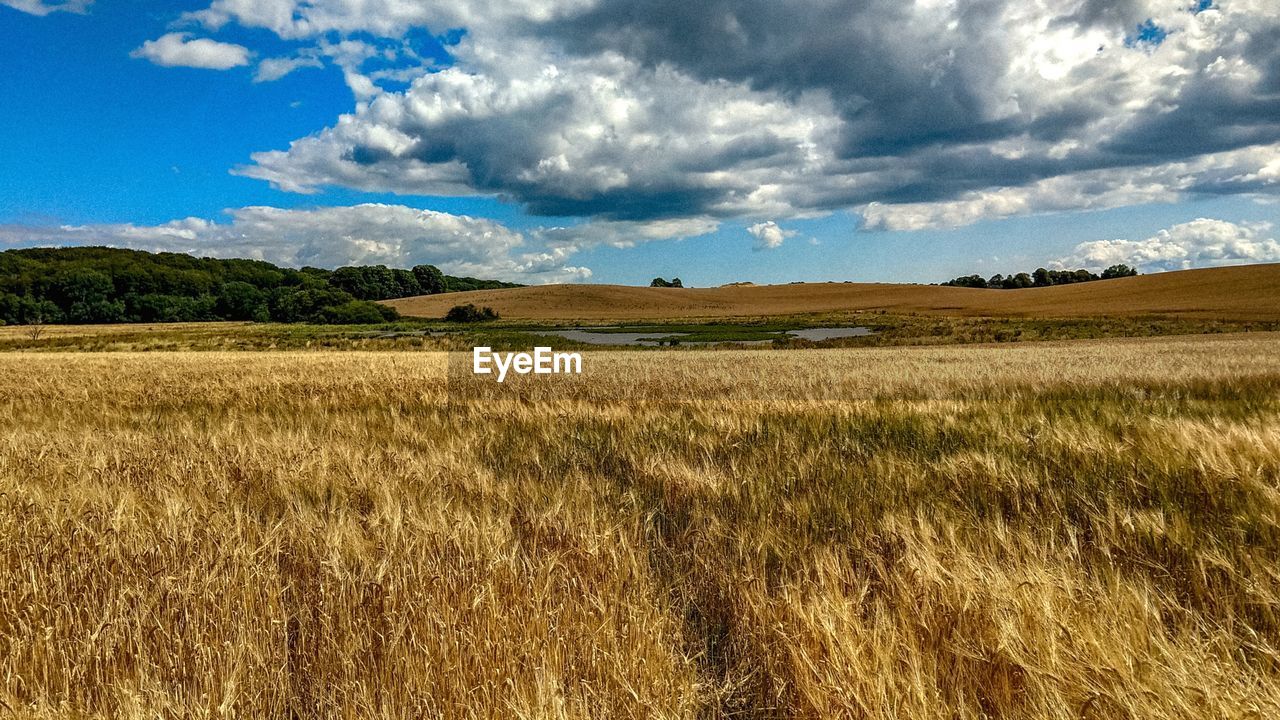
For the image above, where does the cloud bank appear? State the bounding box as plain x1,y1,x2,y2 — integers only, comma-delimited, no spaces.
1,0,91,16
1056,218,1280,272
135,0,1280,232
17,0,1280,275
0,204,597,284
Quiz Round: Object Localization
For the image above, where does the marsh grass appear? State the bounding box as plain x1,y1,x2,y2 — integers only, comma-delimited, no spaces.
1,334,1279,717
2,314,1276,353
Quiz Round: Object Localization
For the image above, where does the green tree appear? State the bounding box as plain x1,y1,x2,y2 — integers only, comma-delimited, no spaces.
328,266,403,300
216,282,268,321
412,264,447,294
67,299,127,324
942,274,988,289
1102,264,1138,279
392,269,422,298
51,268,113,308
270,287,357,323
317,300,400,324
0,246,520,326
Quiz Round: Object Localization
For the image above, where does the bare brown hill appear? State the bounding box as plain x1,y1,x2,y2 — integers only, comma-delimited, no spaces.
385,263,1280,322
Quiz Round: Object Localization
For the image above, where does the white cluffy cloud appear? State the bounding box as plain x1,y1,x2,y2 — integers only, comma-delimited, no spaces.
1,0,91,15
131,33,252,70
0,204,594,284
535,217,719,251
747,221,796,251
254,54,324,83
1055,219,1280,273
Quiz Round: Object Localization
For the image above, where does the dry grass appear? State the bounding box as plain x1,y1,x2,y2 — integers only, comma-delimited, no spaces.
0,322,252,341
1,333,1279,717
386,263,1280,322
0,322,459,353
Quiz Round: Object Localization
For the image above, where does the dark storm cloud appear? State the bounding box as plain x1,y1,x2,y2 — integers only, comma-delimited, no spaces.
548,0,1280,181
1053,0,1148,29
550,0,1017,157
520,186,733,222
1102,34,1280,161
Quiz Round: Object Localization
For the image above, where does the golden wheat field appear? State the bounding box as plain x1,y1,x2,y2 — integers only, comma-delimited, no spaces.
2,334,1280,718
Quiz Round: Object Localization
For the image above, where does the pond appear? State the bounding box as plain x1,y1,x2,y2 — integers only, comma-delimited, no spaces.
536,330,693,346
533,327,874,346
786,327,875,341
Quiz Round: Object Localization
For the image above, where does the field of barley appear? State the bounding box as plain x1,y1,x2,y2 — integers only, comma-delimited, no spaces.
2,334,1279,718
385,263,1280,322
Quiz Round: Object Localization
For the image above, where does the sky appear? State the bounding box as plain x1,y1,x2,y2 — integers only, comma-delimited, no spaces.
1,0,1279,286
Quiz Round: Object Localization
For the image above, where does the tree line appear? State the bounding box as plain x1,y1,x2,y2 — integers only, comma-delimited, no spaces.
0,247,520,325
649,277,685,288
941,264,1137,289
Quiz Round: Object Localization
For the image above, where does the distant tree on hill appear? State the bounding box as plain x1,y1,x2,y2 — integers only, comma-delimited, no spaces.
412,264,447,294
944,266,1126,289
269,287,359,324
1009,272,1034,289
299,266,332,283
329,265,411,300
216,281,268,321
943,274,988,289
1102,264,1138,279
445,275,520,292
650,277,685,288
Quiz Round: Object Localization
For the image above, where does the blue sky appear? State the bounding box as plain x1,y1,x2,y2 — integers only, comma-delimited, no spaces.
2,0,1278,285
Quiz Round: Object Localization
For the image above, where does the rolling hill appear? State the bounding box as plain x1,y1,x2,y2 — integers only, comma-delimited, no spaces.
384,263,1280,322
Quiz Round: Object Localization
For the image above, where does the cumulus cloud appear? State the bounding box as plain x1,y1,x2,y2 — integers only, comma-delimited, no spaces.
131,33,252,70
183,0,588,40
0,204,594,284
856,142,1280,231
747,221,796,251
1,0,91,15
168,0,1280,231
1055,218,1280,273
534,217,719,251
237,50,840,221
254,54,324,83
14,0,1267,238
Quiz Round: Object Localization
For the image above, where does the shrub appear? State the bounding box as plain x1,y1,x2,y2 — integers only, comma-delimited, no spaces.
316,300,399,325
444,304,499,323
